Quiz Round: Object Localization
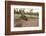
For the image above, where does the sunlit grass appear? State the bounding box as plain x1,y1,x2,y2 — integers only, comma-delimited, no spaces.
14,14,39,19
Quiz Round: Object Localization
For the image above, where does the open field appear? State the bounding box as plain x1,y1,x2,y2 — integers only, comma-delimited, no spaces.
14,14,39,27
14,14,39,19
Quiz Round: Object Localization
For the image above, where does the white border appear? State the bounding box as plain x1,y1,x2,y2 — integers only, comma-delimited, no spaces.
11,5,42,31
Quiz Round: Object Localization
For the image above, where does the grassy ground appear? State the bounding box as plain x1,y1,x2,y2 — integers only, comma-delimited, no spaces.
14,14,39,27
14,17,39,27
14,14,39,19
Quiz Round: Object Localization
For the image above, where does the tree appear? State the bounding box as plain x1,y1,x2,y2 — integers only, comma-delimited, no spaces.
14,8,16,14
30,9,33,13
19,8,28,21
14,8,19,14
